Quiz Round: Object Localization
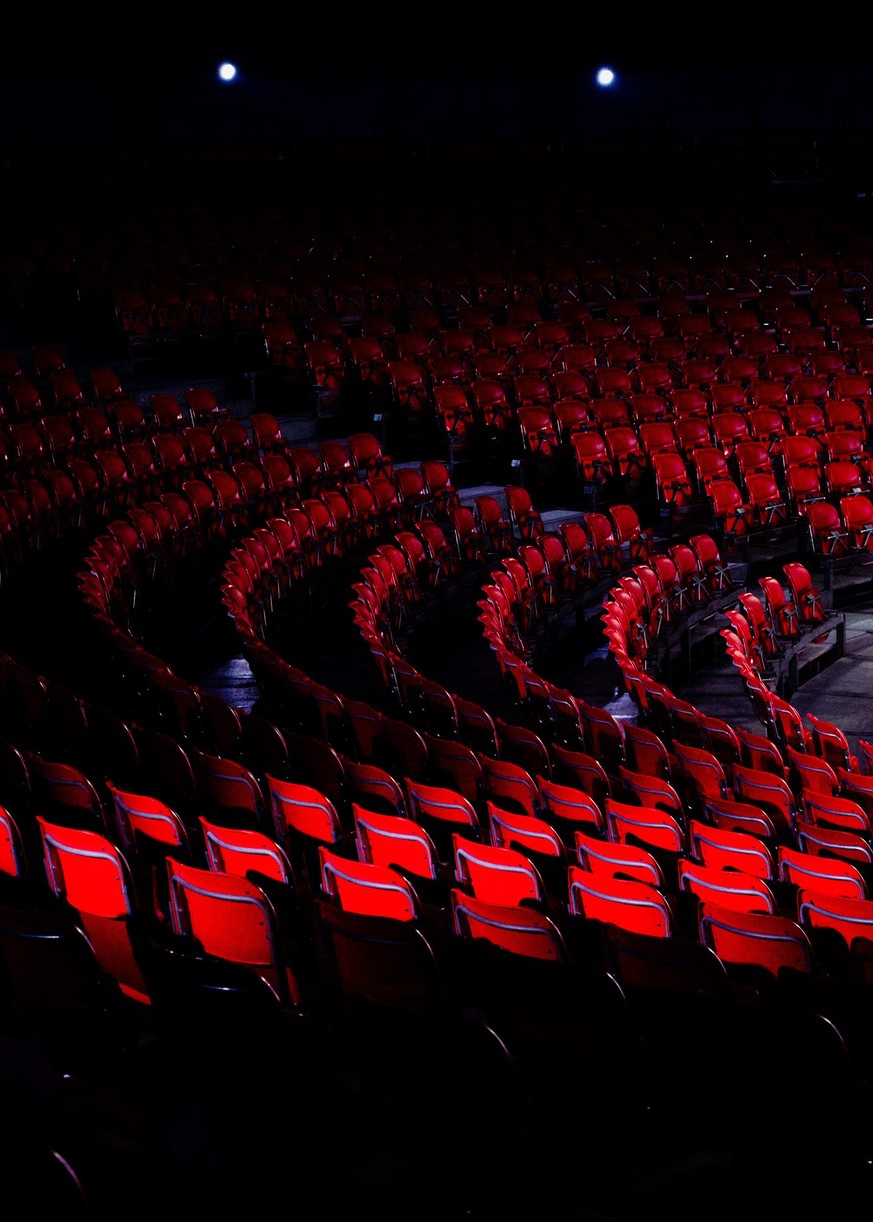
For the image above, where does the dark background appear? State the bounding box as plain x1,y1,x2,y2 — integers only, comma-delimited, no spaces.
1,4,869,149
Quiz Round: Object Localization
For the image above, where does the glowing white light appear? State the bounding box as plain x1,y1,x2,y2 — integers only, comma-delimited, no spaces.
596,67,616,88
218,62,238,82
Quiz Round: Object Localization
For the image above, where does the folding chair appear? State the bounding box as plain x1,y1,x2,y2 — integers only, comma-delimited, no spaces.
840,493,873,554
0,903,144,1082
424,737,484,809
550,745,612,808
343,756,411,817
676,858,777,914
618,766,684,821
795,823,873,868
688,532,735,596
504,484,545,540
834,768,873,824
673,742,730,813
478,753,540,819
807,713,858,772
193,750,268,832
800,789,872,836
699,796,777,845
27,753,109,835
785,745,838,797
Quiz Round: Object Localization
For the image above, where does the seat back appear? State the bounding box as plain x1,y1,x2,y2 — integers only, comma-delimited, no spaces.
200,817,294,886
166,857,288,985
703,795,778,840
537,778,603,841
676,858,776,914
673,741,729,810
193,751,266,830
801,789,871,835
450,888,566,960
313,898,444,1011
318,844,419,921
567,865,672,937
353,805,441,881
795,823,873,866
731,764,796,836
618,766,684,819
698,900,813,976
27,754,108,834
453,833,545,907
605,797,686,854
798,889,873,952
264,774,345,845
687,819,774,879
487,802,565,861
38,817,134,918
574,829,664,888
777,844,867,900
106,781,190,859
479,751,541,817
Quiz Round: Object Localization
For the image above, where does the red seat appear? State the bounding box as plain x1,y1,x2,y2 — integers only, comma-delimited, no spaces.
744,471,789,528
798,889,873,952
677,858,777,914
777,845,868,900
567,866,673,937
37,817,152,1004
450,889,566,960
453,833,546,909
319,844,420,921
605,798,686,855
167,856,299,1005
574,829,664,888
572,431,612,486
651,451,694,510
802,500,852,557
698,901,813,978
688,819,774,879
200,817,295,887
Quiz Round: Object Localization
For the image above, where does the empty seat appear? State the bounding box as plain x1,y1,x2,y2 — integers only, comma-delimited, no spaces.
37,817,152,1004
450,888,566,960
318,844,420,921
567,866,673,937
452,833,546,909
698,901,814,978
166,856,300,1006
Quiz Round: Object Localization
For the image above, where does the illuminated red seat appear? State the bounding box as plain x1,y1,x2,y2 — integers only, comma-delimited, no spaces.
567,866,673,937
167,856,299,1004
